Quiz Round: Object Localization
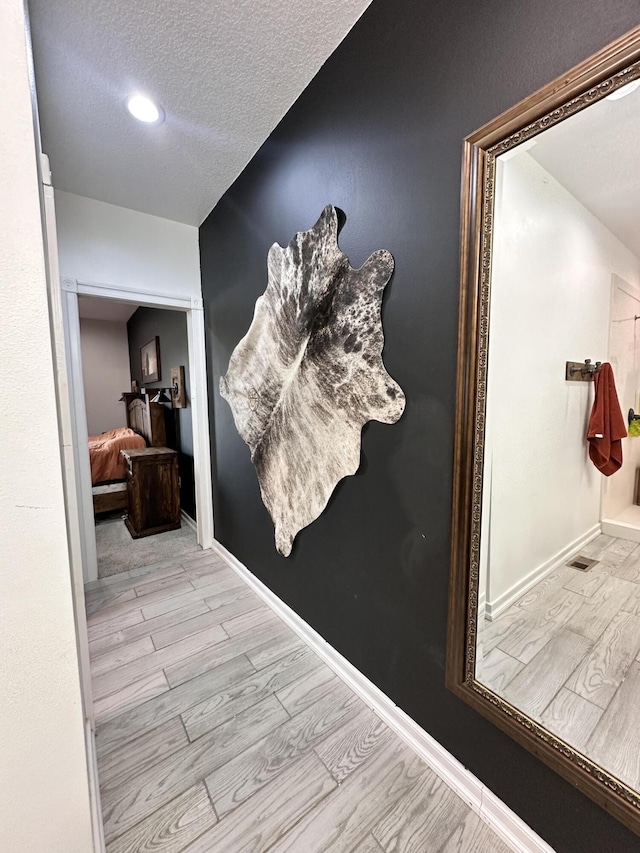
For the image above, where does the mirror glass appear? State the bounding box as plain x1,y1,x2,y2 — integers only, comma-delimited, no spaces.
476,77,640,793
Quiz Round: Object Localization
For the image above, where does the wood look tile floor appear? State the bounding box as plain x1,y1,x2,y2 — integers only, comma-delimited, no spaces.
86,550,511,853
477,533,640,791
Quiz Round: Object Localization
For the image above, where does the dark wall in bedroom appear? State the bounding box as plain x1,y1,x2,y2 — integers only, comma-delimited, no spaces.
127,307,196,519
199,1,640,849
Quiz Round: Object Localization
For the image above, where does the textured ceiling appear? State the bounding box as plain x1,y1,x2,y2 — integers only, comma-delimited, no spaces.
28,0,371,226
529,83,640,259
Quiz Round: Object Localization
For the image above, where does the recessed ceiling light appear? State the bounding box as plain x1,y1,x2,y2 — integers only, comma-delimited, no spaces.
126,94,164,124
606,79,640,101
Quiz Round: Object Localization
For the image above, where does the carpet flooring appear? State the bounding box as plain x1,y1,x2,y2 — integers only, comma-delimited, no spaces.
96,515,200,578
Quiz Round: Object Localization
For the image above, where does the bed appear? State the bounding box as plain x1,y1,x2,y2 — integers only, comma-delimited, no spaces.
91,393,167,515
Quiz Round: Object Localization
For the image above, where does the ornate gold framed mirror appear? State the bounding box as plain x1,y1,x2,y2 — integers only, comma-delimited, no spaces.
447,25,640,833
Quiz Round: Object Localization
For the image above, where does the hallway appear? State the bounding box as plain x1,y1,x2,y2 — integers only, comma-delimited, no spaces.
86,550,511,852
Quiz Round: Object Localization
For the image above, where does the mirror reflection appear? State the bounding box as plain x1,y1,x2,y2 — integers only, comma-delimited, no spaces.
476,78,640,792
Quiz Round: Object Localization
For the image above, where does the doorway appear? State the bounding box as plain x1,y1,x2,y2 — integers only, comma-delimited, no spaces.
62,278,214,584
75,294,208,579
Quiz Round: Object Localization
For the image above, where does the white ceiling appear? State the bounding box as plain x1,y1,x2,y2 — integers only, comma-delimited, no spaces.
78,296,138,322
527,83,640,259
28,0,371,226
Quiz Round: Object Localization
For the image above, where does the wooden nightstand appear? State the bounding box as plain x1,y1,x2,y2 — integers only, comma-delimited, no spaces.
120,447,181,538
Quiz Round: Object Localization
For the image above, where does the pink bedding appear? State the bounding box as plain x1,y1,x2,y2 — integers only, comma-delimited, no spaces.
89,427,146,484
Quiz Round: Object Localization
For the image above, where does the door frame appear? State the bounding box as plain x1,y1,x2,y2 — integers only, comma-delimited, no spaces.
61,276,214,584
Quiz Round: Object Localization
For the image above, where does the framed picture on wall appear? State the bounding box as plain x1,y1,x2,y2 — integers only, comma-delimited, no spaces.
140,336,161,383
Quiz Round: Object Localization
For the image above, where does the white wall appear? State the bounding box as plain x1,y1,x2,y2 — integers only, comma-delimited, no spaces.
482,152,640,614
80,318,131,434
602,275,640,520
55,190,201,297
0,2,95,850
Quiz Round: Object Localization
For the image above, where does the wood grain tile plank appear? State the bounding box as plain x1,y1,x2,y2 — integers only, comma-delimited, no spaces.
203,585,259,614
276,665,337,715
498,590,583,663
503,628,592,719
101,695,288,843
129,563,186,587
87,608,145,642
86,582,136,601
183,563,229,585
89,601,210,657
608,555,640,582
182,646,323,741
190,571,245,593
165,620,291,687
98,717,188,789
221,606,279,637
92,636,155,677
314,707,393,783
96,654,256,759
270,739,428,853
134,572,192,597
180,550,226,569
106,782,216,853
480,609,528,656
438,810,512,853
603,538,639,559
372,769,469,853
563,577,635,642
566,611,640,709
85,575,135,597
93,623,229,700
142,583,252,621
245,631,304,671
181,751,335,853
475,647,523,694
88,579,195,627
515,571,570,612
89,564,186,600
205,679,363,817
539,688,603,753
86,588,137,616
621,583,640,616
586,661,640,790
151,598,262,650
94,670,169,723
581,534,615,559
562,568,609,598
85,572,132,592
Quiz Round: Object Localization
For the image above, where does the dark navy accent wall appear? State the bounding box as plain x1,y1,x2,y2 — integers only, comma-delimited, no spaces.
199,1,640,848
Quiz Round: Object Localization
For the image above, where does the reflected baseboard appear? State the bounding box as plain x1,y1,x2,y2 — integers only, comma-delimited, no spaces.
478,590,486,622
602,507,640,542
485,523,601,622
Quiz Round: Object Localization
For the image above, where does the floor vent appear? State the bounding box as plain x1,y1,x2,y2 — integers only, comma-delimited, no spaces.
567,555,598,572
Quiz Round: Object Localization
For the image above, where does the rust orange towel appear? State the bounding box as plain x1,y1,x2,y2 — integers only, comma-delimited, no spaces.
587,363,627,476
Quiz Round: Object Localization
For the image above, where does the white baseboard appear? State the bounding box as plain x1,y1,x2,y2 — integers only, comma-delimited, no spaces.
181,510,197,532
85,721,106,853
485,523,601,622
211,539,555,853
601,517,640,542
478,589,486,622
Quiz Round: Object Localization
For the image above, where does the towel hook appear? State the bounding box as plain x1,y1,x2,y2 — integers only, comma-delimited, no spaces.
565,359,602,382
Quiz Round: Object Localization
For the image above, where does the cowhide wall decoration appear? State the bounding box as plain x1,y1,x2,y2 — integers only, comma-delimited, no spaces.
220,205,406,556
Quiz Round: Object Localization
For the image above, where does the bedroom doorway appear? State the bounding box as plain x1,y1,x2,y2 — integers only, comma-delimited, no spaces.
79,295,204,578
62,279,214,584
